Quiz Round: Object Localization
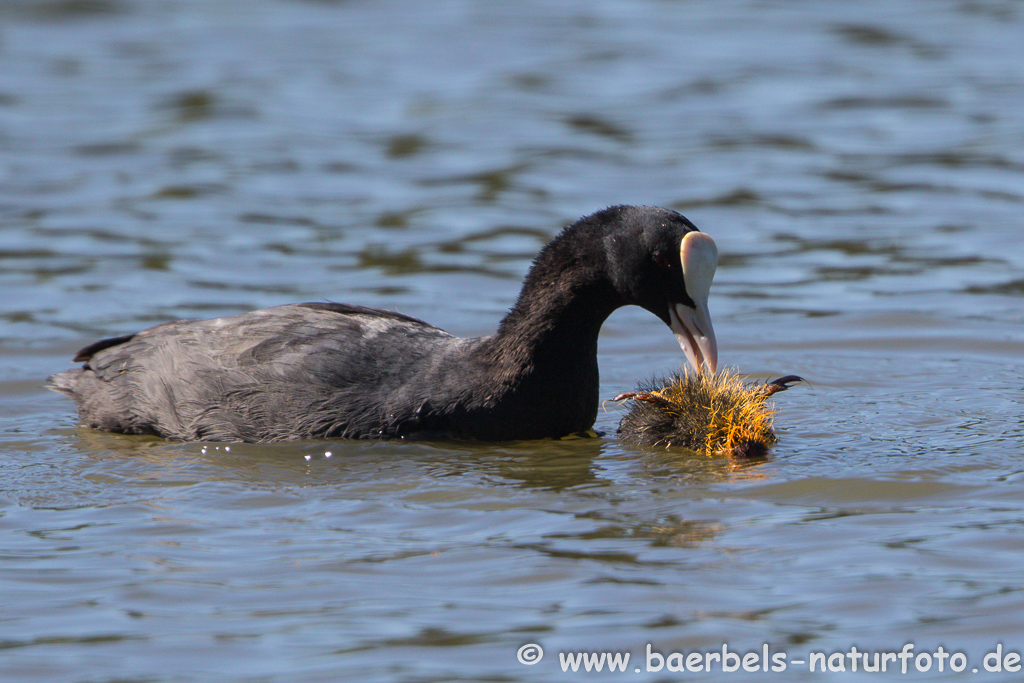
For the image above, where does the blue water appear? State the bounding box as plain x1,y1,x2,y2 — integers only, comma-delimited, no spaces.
2,1,1023,681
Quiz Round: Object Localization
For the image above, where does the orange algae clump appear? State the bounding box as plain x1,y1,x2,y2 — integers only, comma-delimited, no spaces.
615,370,801,459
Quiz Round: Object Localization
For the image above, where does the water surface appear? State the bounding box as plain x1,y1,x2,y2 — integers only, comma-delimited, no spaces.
1,1,1022,681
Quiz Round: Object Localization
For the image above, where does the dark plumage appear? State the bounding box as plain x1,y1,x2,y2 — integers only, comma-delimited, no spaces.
48,205,720,443
615,371,803,459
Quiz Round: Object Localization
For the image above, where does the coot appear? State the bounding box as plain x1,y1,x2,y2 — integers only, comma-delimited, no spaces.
48,205,718,442
615,372,802,459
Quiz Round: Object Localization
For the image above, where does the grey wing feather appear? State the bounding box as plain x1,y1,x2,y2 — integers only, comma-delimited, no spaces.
47,304,463,441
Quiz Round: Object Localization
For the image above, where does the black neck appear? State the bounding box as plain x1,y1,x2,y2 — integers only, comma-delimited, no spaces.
492,221,624,369
459,222,628,438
